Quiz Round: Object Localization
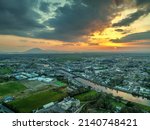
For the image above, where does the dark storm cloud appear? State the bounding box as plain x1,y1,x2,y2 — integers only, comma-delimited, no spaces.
39,2,50,12
0,0,149,44
0,0,44,37
0,0,119,42
113,0,150,27
114,0,124,6
39,1,61,13
36,0,117,42
136,0,150,6
112,31,150,43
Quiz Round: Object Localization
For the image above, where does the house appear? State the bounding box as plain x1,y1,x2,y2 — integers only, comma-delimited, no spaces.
58,97,80,111
35,97,80,113
43,102,55,109
3,96,14,103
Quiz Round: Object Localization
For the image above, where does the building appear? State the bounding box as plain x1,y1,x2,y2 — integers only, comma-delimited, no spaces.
36,97,80,113
0,104,14,113
3,96,14,103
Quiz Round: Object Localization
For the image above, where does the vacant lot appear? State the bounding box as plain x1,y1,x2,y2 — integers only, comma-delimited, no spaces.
8,89,67,112
0,81,26,97
21,80,48,90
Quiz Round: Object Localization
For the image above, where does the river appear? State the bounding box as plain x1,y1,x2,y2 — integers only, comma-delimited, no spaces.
60,70,150,107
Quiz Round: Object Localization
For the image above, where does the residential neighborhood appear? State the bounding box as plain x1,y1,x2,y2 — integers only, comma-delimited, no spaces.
0,53,150,113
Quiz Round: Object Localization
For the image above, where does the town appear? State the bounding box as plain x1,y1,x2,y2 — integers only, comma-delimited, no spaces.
0,53,150,113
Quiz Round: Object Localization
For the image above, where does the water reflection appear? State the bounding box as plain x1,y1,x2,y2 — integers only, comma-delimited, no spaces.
60,70,150,106
76,78,150,107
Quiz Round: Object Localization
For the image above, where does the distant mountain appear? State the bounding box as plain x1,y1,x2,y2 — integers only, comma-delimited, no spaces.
23,48,70,54
0,48,71,54
23,48,46,54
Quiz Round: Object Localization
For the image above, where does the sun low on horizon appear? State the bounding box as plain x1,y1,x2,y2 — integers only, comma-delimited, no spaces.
0,0,150,53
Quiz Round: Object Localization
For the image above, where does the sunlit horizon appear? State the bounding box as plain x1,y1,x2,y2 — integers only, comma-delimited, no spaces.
0,0,150,53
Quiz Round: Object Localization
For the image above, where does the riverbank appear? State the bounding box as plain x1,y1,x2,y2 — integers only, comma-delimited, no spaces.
60,69,150,107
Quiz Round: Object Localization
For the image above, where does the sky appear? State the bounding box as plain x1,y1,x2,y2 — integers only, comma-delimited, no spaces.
0,0,150,53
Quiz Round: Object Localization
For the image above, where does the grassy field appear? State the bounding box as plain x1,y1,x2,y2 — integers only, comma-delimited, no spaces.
0,81,26,97
0,67,12,75
111,101,125,108
74,90,98,101
53,81,66,87
7,89,67,112
134,103,150,112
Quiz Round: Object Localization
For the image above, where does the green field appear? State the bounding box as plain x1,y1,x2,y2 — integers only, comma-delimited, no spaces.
0,67,12,75
134,103,150,112
74,90,98,101
111,101,125,108
53,81,66,87
0,81,26,97
7,89,67,112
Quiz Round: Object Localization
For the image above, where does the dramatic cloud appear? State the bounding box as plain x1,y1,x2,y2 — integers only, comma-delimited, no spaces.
39,2,50,12
136,0,150,6
0,0,118,42
37,0,117,42
113,9,149,27
112,31,150,43
114,0,124,6
113,0,150,27
0,0,44,37
0,0,149,44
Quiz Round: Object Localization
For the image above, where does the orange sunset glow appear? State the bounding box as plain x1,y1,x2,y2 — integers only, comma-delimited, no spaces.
0,0,150,53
